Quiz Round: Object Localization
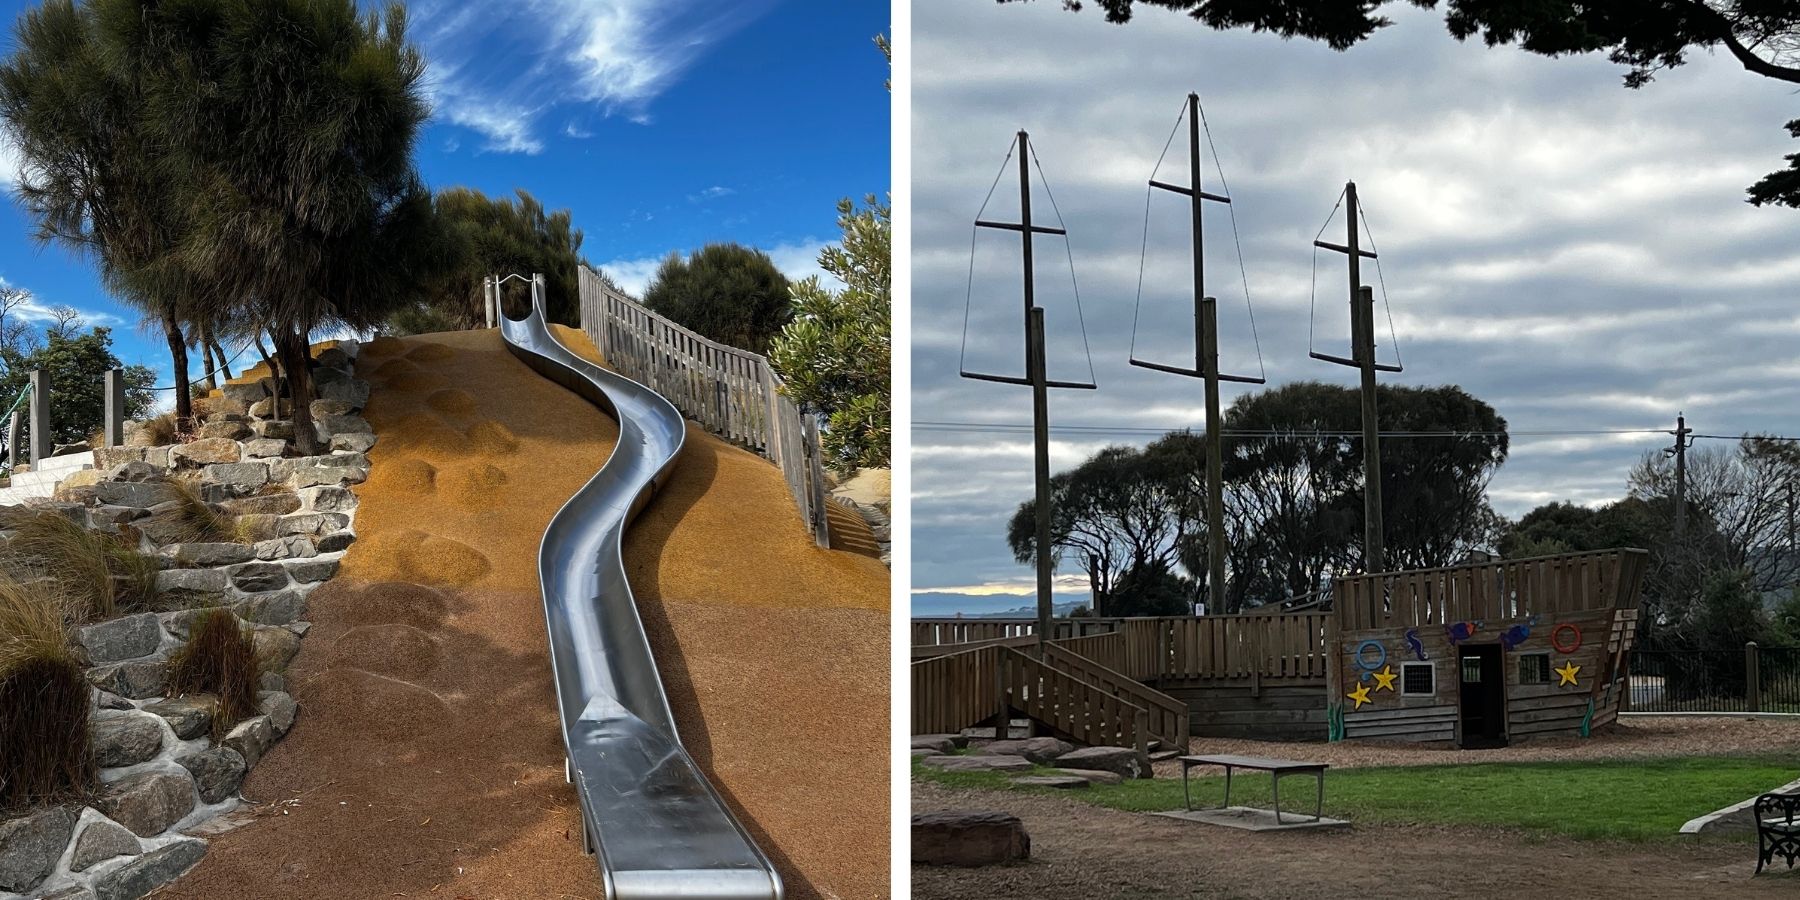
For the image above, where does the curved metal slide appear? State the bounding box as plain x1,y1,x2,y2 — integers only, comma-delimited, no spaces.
500,281,784,900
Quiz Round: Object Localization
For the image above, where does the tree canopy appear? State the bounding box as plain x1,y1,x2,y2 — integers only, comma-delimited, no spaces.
0,301,155,451
392,187,591,333
770,195,892,473
1010,380,1509,613
643,243,794,355
1011,0,1800,207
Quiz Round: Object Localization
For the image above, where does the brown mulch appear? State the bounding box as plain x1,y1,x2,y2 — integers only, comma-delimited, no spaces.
1151,716,1800,778
911,781,1800,900
162,328,890,900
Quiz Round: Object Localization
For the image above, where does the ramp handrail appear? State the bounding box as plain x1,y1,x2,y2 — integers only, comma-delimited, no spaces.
577,267,829,547
1043,643,1189,751
501,275,782,900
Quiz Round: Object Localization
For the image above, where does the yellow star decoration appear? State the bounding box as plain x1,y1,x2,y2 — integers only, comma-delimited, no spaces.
1346,684,1373,709
1555,661,1582,686
1371,665,1398,692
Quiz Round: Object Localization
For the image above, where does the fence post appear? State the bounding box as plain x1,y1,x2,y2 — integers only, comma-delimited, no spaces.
994,651,1009,740
803,415,829,548
28,368,49,467
7,410,18,471
1746,641,1761,713
103,368,124,448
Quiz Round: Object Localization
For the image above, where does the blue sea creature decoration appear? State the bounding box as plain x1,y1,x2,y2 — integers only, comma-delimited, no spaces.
1500,614,1541,650
1403,629,1429,661
1445,620,1483,646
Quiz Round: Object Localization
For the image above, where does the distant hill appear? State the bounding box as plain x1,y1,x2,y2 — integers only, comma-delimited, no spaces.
911,591,1090,619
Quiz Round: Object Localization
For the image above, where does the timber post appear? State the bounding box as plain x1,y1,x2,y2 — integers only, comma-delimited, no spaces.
1746,641,1761,713
103,368,124,448
28,369,49,467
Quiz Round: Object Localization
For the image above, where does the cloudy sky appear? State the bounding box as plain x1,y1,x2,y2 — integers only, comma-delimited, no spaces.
0,0,887,396
911,0,1800,605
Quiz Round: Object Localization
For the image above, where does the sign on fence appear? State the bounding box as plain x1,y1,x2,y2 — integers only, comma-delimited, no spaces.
576,267,831,547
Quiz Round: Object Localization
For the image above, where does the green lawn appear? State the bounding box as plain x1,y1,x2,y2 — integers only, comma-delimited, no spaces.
915,755,1797,841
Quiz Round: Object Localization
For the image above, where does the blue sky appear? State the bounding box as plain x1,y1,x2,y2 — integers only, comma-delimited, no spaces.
0,0,889,396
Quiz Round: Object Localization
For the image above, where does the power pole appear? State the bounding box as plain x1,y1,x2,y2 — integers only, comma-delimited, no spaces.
1311,182,1399,573
963,130,1096,656
1132,93,1263,614
1666,414,1692,538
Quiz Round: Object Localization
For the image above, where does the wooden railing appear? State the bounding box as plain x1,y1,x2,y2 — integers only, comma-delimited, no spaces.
1331,548,1650,632
911,644,1003,736
1044,644,1188,750
910,617,1122,647
1110,614,1332,682
998,648,1147,753
578,268,829,546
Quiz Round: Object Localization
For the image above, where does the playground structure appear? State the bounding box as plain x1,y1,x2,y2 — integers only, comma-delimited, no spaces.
913,547,1648,750
500,278,782,899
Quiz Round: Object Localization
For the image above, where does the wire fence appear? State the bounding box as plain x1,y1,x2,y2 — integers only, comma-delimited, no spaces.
1627,645,1800,714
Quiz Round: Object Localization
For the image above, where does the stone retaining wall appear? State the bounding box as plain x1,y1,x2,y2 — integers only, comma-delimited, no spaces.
0,343,372,900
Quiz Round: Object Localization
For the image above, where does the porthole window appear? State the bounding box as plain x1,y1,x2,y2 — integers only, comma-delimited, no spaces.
1401,661,1436,696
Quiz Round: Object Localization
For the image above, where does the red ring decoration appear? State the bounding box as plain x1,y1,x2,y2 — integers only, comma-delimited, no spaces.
1551,623,1583,654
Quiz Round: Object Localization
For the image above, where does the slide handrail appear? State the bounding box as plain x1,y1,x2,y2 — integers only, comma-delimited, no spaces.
501,275,782,900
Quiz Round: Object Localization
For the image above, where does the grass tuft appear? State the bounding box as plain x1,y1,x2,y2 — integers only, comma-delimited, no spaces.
138,412,181,446
166,608,262,742
0,577,94,812
1,509,158,621
167,477,243,544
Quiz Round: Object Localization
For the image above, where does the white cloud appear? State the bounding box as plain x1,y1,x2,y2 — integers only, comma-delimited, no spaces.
412,0,770,153
687,185,735,202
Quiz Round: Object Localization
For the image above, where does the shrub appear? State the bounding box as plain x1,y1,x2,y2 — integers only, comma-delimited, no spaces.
166,609,261,742
138,412,181,446
0,578,93,811
1,509,157,621
167,477,241,544
642,243,793,354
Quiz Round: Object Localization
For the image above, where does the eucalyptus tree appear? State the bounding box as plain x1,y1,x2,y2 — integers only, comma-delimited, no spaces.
0,0,201,422
147,0,434,454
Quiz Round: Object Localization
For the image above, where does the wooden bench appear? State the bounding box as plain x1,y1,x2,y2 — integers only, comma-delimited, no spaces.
1176,754,1328,825
1757,791,1800,874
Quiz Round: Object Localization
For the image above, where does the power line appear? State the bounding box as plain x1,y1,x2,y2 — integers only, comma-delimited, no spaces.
911,420,1796,441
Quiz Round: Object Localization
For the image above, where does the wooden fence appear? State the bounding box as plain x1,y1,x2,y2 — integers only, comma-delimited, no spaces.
910,617,1122,648
997,648,1148,753
1331,548,1650,632
577,267,829,546
1043,644,1188,749
911,644,1004,736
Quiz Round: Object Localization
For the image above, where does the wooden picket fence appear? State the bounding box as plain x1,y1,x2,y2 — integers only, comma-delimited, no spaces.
909,617,1122,648
997,648,1149,753
577,267,829,546
1331,548,1650,631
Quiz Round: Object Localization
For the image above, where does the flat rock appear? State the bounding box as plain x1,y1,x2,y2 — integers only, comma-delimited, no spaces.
252,627,301,670
222,715,275,769
89,505,147,528
94,447,148,469
277,512,349,535
300,485,356,513
228,562,289,592
94,771,196,837
86,660,169,700
176,747,246,804
69,818,140,872
316,530,356,553
241,438,289,459
0,805,79,892
235,590,306,626
197,420,251,441
978,737,1073,764
286,558,338,583
1011,775,1091,790
258,690,298,735
914,733,970,750
74,613,163,664
92,838,206,900
221,378,274,405
170,542,254,568
92,713,165,768
94,481,176,509
155,568,228,594
142,696,216,740
309,398,354,418
330,432,376,453
94,689,134,711
253,420,293,440
287,465,367,488
1052,746,1150,780
317,413,371,435
911,735,955,753
911,810,1030,867
252,535,315,561
200,462,267,491
315,376,370,408
1042,767,1125,785
170,438,241,467
918,754,1032,773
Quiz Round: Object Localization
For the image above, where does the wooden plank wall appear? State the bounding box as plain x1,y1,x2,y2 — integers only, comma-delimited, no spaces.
909,618,1123,648
1337,620,1459,744
911,645,1002,736
578,267,830,546
1331,548,1650,632
1156,680,1329,742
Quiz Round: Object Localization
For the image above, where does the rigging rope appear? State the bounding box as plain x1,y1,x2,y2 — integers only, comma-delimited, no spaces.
1028,141,1099,387
1197,98,1266,382
1130,102,1187,362
960,136,1019,376
1307,185,1347,358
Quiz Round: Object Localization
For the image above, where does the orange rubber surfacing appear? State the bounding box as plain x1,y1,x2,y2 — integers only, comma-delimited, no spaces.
162,327,890,900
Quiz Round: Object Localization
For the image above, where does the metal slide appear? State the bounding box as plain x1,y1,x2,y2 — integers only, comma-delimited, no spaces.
499,279,784,900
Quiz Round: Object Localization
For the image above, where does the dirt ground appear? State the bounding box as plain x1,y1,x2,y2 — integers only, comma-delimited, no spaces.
163,329,889,900
912,780,1800,900
1151,715,1800,777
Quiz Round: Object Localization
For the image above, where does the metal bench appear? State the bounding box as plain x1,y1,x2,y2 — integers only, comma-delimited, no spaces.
1757,791,1800,874
1177,754,1328,825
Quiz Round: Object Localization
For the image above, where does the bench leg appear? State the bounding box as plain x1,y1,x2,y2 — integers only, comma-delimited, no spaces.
1224,766,1233,811
1272,773,1282,826
1314,771,1325,823
1182,766,1192,812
